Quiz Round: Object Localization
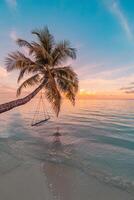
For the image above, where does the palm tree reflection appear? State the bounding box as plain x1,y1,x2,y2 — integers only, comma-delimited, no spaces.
53,127,61,143
42,128,76,200
50,127,63,154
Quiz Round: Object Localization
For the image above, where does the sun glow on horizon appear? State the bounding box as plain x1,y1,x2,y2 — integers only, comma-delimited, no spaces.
79,89,96,96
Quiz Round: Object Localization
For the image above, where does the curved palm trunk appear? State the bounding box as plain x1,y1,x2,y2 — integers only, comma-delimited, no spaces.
0,84,44,114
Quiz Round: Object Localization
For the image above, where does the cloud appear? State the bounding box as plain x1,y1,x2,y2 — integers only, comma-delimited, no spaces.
79,71,134,95
125,90,134,94
104,0,133,40
0,67,8,78
76,61,134,81
120,82,134,93
9,30,30,56
0,83,16,102
10,30,18,41
120,86,134,90
5,0,17,9
0,84,15,92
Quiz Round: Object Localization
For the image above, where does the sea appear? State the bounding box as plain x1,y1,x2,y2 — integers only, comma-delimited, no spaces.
0,99,134,197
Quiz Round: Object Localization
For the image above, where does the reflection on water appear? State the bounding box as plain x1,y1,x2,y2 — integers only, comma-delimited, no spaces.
52,139,62,151
0,99,134,197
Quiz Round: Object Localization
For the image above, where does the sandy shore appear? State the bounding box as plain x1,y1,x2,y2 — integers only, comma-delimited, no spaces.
0,162,53,200
0,161,133,200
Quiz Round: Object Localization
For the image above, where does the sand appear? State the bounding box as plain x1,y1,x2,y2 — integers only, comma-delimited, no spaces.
0,162,52,200
0,161,133,200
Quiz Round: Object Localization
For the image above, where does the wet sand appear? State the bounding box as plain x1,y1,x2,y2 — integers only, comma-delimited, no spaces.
0,162,52,200
0,161,133,200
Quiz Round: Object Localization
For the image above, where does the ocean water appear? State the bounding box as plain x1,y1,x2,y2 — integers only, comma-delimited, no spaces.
0,99,134,195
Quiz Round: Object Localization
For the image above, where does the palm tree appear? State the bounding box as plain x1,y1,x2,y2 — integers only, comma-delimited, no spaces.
0,27,78,116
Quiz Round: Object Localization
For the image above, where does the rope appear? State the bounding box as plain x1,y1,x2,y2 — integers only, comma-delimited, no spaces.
31,90,50,126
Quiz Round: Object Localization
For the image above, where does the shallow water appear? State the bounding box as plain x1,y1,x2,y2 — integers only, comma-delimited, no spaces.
0,99,134,196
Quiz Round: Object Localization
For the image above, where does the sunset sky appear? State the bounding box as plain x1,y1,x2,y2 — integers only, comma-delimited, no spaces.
0,0,134,99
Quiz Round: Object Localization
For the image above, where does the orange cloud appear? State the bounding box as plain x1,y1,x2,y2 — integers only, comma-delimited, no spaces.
0,67,8,78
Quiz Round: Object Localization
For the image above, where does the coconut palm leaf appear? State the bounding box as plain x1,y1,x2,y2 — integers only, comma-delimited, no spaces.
52,41,76,66
6,51,36,72
31,41,53,66
17,73,40,96
32,26,55,53
17,67,27,83
53,66,78,92
16,39,34,55
53,66,78,80
53,67,78,105
44,78,61,116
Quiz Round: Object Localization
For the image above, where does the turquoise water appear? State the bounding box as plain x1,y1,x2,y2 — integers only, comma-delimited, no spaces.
0,99,134,193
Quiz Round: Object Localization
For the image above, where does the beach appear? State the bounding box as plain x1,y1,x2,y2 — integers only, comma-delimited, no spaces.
0,160,133,200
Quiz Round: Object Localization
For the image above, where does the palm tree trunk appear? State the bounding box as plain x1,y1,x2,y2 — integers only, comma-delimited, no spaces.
0,84,44,114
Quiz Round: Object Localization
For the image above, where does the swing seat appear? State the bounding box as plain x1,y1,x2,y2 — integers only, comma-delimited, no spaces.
31,117,50,127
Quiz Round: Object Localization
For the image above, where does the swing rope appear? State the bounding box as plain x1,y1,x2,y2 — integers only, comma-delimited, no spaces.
31,90,50,126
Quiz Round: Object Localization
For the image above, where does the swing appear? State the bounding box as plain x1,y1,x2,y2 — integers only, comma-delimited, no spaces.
31,91,50,126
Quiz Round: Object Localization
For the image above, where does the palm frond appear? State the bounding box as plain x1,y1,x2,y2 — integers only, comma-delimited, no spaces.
5,51,35,72
31,41,52,65
32,26,55,53
17,74,40,96
53,66,78,105
17,67,27,83
65,89,76,105
52,40,76,66
43,78,61,117
53,66,78,79
16,39,34,55
57,76,78,104
53,66,78,93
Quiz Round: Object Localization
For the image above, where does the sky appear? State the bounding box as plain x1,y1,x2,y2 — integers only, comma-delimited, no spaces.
0,0,134,99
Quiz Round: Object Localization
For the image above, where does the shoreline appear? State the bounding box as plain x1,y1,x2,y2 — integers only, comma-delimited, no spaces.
0,160,133,200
